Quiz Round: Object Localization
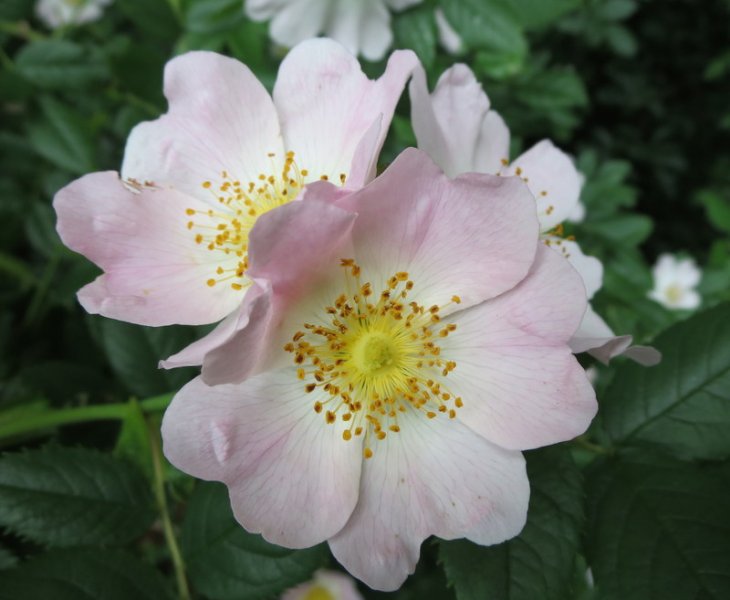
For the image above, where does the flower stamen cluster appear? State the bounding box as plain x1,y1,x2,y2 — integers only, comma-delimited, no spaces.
284,259,462,459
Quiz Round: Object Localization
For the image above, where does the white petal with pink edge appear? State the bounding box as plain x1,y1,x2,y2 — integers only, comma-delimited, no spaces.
501,140,583,233
441,245,597,450
336,149,539,313
274,38,418,190
122,51,284,200
410,64,509,177
54,172,241,326
161,372,362,549
328,413,528,591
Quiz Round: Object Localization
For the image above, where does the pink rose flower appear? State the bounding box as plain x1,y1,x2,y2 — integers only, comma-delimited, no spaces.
161,149,597,591
54,39,417,326
409,63,659,366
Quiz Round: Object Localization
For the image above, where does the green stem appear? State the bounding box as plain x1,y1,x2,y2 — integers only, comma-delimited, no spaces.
574,436,612,455
0,393,172,442
147,420,190,600
0,20,45,41
22,250,61,328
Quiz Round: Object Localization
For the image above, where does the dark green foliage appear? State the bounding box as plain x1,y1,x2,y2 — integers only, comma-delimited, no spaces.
440,447,583,600
182,482,328,600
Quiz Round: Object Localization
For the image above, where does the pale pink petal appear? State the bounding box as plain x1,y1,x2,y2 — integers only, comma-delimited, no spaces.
335,148,539,312
282,570,363,600
161,372,362,549
543,237,603,299
269,0,329,48
329,414,528,591
410,64,509,177
274,38,418,189
502,140,582,233
122,51,284,200
54,172,240,326
434,8,463,54
441,245,597,450
201,200,356,384
569,306,661,366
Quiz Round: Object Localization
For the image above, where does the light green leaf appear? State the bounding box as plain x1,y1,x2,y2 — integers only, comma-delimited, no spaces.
0,446,155,547
441,0,527,59
182,481,328,600
602,302,730,460
393,6,437,68
185,0,246,34
580,214,652,246
698,190,730,234
586,451,730,600
0,548,173,600
15,40,108,90
501,0,580,30
439,446,583,600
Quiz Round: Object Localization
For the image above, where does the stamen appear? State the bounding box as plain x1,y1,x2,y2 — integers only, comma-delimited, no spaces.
284,259,462,457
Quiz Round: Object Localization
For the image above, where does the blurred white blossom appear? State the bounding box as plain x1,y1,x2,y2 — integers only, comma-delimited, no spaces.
245,0,422,61
35,0,111,29
648,254,701,310
281,570,363,600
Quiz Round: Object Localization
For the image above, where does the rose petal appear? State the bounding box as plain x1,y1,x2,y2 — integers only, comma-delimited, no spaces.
54,172,240,325
410,64,509,177
502,140,582,233
336,148,539,312
122,51,284,199
161,372,362,548
274,38,417,189
442,245,597,450
329,413,528,591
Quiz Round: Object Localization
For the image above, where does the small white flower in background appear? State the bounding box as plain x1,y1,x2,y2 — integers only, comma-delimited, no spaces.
35,0,111,29
245,0,423,61
281,570,362,600
649,254,701,310
434,8,462,55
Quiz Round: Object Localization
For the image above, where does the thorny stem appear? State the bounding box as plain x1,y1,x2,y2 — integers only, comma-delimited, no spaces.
0,393,173,442
147,418,190,600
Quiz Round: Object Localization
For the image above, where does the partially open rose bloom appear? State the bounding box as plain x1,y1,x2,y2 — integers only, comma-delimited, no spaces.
409,64,659,366
281,570,362,600
35,0,111,29
648,253,702,310
54,39,416,327
161,149,597,590
245,0,423,61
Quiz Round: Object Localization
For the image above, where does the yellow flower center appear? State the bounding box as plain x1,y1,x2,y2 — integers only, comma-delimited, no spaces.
302,585,335,600
665,284,684,304
284,259,463,459
186,151,347,291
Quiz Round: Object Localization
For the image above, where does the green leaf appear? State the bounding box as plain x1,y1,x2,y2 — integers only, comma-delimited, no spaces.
15,40,108,90
0,544,16,570
597,0,638,21
182,481,328,600
0,446,155,547
439,446,583,600
602,302,730,460
28,97,96,175
394,6,437,68
0,548,173,600
440,0,527,59
501,0,580,30
698,190,730,234
586,451,730,600
95,319,198,397
185,0,246,34
117,0,180,42
580,214,652,246
515,67,588,111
